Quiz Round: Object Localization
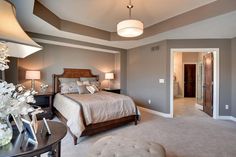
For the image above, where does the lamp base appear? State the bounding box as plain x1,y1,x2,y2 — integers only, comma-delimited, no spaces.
108,80,111,90
31,79,35,90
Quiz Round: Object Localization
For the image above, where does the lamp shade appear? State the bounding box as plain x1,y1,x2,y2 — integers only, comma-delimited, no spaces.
26,71,40,80
117,19,143,37
105,73,114,80
0,0,42,58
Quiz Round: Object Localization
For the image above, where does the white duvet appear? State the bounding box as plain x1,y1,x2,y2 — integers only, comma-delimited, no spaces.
53,91,137,138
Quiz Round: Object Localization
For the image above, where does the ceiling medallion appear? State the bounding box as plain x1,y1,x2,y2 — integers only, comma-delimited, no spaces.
117,0,143,38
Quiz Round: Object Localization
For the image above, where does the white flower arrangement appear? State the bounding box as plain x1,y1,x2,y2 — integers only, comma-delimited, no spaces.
0,43,9,71
0,81,37,117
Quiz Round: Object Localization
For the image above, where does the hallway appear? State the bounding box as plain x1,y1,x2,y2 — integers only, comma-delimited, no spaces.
174,98,209,117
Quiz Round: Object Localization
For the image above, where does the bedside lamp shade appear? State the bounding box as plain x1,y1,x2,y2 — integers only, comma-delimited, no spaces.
26,70,40,90
105,72,114,89
105,73,114,80
26,71,40,80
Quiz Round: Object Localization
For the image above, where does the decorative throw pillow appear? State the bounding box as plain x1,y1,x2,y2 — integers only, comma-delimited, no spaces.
86,85,96,94
60,82,78,94
90,81,101,90
77,85,89,94
92,85,99,92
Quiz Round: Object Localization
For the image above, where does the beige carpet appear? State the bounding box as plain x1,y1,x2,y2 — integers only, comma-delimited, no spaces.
46,101,236,157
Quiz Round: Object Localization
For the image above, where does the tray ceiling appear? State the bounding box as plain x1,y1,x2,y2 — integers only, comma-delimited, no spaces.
11,0,236,49
38,0,216,32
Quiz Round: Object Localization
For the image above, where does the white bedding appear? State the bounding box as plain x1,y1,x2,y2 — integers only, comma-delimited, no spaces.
53,91,137,138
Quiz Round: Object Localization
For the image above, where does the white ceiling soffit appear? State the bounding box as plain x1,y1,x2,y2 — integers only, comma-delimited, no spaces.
12,0,236,50
38,0,216,32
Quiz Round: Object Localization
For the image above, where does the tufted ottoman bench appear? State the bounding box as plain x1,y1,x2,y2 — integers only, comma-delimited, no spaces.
88,136,166,157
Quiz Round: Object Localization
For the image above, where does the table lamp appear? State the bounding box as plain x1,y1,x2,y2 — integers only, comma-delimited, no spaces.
26,70,40,90
105,72,114,89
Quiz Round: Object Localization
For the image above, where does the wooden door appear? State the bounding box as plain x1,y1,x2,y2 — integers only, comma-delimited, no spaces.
203,53,214,116
184,64,196,97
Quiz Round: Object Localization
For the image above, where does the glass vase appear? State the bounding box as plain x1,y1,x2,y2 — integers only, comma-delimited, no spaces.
0,115,13,147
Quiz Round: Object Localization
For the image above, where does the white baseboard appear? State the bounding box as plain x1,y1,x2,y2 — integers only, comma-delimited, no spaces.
195,103,203,110
138,106,173,118
231,116,236,122
218,116,236,122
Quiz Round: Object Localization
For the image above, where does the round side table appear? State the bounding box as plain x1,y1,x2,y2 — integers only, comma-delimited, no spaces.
0,121,67,157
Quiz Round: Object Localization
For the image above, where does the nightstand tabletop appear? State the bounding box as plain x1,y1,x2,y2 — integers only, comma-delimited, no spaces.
35,92,54,96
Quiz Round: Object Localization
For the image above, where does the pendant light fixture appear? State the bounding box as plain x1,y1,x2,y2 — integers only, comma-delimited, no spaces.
117,0,143,38
0,0,42,59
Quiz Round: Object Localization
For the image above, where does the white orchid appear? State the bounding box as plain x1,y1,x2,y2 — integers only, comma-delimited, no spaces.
0,43,9,71
0,81,36,117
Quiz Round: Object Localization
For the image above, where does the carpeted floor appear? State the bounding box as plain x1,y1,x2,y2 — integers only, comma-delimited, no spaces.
46,99,236,157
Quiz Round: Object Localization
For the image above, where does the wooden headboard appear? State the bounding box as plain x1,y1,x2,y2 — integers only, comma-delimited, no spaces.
53,68,99,94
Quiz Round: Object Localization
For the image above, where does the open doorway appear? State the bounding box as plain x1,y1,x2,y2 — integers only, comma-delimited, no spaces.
170,48,219,119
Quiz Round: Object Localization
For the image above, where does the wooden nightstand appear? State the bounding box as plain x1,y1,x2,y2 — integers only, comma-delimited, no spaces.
33,92,54,120
103,88,121,94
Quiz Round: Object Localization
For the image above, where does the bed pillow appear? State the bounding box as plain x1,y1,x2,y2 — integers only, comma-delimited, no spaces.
80,77,100,89
60,82,79,94
59,78,79,84
82,80,90,86
77,85,89,94
80,77,97,82
77,80,83,86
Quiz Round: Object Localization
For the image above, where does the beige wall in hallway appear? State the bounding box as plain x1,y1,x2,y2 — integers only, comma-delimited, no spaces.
174,52,183,97
174,52,199,97
182,52,199,63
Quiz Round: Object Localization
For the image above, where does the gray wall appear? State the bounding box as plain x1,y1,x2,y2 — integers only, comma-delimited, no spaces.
231,38,236,117
5,57,18,84
18,43,117,91
127,39,232,116
120,50,127,94
127,41,168,112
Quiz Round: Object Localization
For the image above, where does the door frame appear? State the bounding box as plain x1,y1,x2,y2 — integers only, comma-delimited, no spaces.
170,48,220,119
183,63,197,98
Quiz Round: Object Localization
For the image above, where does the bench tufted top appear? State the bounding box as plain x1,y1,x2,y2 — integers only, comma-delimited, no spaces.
88,136,166,157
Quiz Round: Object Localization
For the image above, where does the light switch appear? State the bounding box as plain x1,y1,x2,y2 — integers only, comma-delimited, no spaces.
159,79,165,84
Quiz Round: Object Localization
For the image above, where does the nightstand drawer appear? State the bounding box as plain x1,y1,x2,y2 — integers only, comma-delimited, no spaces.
33,93,54,120
34,96,51,108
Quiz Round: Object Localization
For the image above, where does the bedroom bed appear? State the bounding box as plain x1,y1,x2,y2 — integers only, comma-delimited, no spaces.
52,68,139,145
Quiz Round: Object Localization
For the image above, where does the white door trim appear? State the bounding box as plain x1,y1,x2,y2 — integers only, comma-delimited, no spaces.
170,48,220,119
